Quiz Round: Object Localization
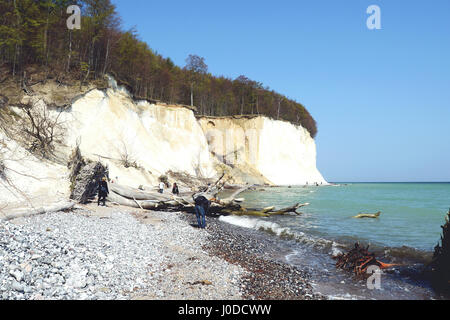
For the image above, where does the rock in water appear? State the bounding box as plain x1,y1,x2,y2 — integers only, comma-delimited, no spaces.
68,146,108,203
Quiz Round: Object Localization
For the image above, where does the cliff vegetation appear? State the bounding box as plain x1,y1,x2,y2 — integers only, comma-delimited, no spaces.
0,0,317,138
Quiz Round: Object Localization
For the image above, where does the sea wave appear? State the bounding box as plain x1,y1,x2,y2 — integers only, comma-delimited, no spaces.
381,246,433,264
219,215,336,253
218,215,433,265
218,215,295,237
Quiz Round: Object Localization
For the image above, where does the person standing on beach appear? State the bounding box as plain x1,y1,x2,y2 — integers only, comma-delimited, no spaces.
194,195,210,229
159,181,165,194
98,177,109,206
172,183,179,196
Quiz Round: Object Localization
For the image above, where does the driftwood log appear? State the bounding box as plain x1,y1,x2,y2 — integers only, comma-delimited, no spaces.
353,212,381,219
109,184,176,202
223,203,309,217
0,201,75,222
105,172,306,217
106,181,245,213
107,191,160,210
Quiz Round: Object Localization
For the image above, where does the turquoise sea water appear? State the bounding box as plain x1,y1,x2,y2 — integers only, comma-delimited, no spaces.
235,183,450,252
220,183,450,299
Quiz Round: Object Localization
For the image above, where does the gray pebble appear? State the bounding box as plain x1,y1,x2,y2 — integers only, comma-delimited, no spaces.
11,281,24,293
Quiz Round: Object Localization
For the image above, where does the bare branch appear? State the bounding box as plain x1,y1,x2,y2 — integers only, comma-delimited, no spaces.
19,99,65,159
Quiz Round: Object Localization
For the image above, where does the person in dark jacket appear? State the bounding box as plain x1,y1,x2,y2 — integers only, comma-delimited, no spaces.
172,183,179,196
194,195,210,229
98,177,109,206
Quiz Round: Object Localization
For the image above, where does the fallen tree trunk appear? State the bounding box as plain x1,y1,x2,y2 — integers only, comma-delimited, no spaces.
202,172,226,196
222,207,272,217
0,201,75,222
107,191,160,210
225,203,309,217
109,183,174,202
268,203,310,216
106,181,307,218
216,185,254,206
107,186,193,211
354,211,381,219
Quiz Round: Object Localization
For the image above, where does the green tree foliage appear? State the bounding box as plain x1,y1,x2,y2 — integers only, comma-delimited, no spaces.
0,0,318,138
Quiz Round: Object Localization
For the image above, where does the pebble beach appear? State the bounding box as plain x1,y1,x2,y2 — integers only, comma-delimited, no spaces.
0,204,321,300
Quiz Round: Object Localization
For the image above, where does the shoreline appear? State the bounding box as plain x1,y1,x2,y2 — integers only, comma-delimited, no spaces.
0,203,323,300
198,215,324,300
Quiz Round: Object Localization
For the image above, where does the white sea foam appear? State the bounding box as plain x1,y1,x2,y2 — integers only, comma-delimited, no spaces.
284,250,301,264
219,215,344,257
331,242,344,258
218,215,293,237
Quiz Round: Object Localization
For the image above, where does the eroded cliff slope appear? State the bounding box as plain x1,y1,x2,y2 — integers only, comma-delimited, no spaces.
0,76,326,207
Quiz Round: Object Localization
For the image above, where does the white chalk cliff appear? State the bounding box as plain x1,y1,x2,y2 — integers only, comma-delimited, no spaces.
61,87,217,188
0,77,327,206
197,116,327,186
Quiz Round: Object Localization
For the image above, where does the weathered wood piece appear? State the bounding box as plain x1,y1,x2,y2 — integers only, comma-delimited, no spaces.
106,180,309,218
107,191,159,209
225,203,309,217
0,201,75,222
109,183,173,201
335,242,398,276
353,211,381,219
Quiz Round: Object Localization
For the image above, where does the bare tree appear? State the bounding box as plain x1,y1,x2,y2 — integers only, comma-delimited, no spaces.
236,75,250,115
117,140,139,169
277,95,283,120
20,100,66,159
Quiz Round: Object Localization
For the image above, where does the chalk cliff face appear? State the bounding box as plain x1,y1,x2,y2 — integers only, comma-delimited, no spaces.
62,85,326,187
61,87,217,188
0,130,70,205
1,77,327,206
197,116,327,186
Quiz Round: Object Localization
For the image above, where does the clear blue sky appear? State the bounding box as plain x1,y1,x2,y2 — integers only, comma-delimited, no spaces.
112,0,450,182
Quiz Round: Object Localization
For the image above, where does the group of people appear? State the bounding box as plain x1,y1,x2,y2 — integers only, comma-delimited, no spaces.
97,177,209,229
305,182,323,187
158,181,179,196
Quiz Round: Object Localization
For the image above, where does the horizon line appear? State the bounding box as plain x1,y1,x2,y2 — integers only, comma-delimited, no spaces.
330,181,450,183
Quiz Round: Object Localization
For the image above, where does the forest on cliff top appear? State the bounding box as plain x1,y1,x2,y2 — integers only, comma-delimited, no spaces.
0,0,318,137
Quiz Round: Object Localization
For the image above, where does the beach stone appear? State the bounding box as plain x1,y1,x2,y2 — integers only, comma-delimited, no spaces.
11,281,24,292
0,208,248,300
9,270,23,282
